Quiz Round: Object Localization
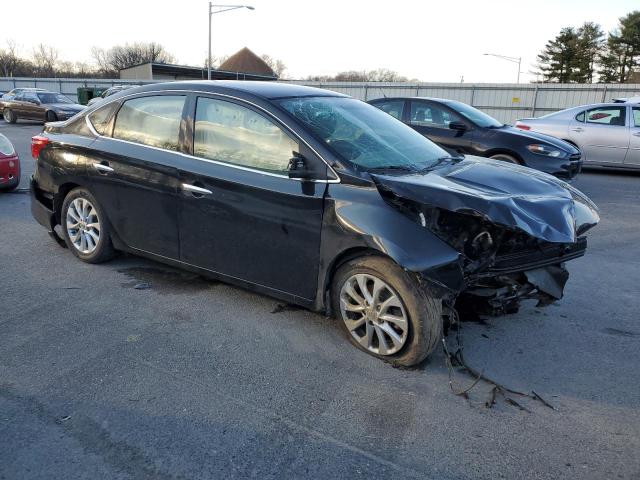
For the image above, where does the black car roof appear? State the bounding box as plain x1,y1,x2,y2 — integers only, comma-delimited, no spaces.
126,81,347,100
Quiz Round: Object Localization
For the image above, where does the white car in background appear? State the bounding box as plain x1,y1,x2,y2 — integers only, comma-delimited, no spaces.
516,100,640,170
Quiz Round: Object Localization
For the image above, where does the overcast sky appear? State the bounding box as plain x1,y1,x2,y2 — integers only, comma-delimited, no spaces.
1,0,637,82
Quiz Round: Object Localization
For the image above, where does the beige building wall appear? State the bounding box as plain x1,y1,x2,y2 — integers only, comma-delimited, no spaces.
119,63,153,80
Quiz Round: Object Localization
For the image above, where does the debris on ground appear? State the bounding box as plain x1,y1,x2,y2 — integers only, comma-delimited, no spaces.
442,307,556,412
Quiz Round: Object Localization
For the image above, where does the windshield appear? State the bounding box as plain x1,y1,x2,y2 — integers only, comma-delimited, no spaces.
37,93,72,104
443,100,503,128
278,97,448,172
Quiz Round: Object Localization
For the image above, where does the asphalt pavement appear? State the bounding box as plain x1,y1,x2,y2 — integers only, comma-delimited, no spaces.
1,121,639,480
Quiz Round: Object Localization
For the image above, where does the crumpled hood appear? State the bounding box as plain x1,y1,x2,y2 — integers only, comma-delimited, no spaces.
372,156,599,244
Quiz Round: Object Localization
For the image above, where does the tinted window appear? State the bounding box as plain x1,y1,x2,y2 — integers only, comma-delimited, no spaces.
633,107,640,127
373,100,405,120
88,101,119,136
194,97,297,174
410,101,462,128
585,106,625,126
113,95,186,151
37,92,71,104
279,96,447,172
443,100,503,127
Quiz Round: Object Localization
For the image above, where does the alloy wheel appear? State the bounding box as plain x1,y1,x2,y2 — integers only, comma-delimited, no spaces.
66,198,100,254
339,273,409,355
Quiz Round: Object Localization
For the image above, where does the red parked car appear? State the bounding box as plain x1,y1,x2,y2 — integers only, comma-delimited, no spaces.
0,133,20,191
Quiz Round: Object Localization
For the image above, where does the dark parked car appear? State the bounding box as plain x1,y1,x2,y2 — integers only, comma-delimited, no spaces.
30,81,599,366
3,90,84,123
369,97,583,179
0,133,20,191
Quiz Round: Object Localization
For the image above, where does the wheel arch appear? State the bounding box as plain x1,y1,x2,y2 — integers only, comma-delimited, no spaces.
484,148,523,164
321,246,390,314
54,182,82,223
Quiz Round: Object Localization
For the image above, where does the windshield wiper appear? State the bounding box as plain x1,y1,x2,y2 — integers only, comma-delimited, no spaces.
368,165,419,174
419,155,464,172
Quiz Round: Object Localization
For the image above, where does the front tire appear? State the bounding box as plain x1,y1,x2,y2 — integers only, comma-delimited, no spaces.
3,108,16,124
45,110,58,122
61,188,115,263
489,153,520,164
331,256,442,367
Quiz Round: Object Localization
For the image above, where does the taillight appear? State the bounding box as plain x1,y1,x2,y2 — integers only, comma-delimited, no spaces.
515,123,531,131
31,135,49,159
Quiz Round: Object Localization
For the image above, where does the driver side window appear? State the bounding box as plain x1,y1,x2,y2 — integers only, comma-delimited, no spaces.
194,97,297,174
409,102,461,128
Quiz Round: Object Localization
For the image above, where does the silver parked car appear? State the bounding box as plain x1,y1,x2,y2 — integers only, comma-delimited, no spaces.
516,101,640,170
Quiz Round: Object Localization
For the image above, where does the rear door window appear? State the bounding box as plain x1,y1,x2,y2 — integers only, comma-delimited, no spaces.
372,100,405,120
633,107,640,127
113,95,186,151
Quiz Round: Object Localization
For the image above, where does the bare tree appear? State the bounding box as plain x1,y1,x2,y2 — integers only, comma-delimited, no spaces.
260,54,287,78
91,42,175,73
0,40,20,77
305,68,410,82
32,44,59,76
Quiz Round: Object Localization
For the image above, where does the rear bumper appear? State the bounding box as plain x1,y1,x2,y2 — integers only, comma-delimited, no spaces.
30,177,55,231
0,156,20,186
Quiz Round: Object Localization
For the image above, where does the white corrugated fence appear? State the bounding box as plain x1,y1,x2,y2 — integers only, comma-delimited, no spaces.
2,77,639,123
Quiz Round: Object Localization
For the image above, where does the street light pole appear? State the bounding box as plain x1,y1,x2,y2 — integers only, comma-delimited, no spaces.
483,53,522,84
208,3,255,81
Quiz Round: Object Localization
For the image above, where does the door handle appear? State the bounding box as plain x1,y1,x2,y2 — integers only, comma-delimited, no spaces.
181,183,212,196
571,127,584,132
93,162,114,173
633,132,640,137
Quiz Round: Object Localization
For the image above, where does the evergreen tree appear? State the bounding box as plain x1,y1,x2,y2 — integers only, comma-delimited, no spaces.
598,11,640,83
574,22,605,83
537,27,580,82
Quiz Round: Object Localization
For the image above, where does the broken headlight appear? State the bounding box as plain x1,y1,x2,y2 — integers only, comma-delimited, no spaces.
420,207,501,261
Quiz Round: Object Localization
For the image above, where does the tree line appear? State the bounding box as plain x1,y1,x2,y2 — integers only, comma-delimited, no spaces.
536,10,640,83
0,41,288,79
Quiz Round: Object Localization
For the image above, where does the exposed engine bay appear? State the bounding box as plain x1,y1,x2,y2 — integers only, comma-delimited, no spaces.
371,158,600,316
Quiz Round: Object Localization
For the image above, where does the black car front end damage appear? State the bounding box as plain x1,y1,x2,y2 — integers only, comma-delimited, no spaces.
372,156,599,316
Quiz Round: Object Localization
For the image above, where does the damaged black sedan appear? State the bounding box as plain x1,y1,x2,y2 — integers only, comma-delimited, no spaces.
30,81,599,366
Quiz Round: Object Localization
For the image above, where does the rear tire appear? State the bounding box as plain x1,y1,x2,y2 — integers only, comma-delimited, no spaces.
489,153,520,164
331,256,442,367
45,110,58,122
61,187,115,264
3,108,16,124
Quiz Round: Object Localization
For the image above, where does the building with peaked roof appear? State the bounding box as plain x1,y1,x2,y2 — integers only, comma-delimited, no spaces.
119,59,277,82
218,47,276,78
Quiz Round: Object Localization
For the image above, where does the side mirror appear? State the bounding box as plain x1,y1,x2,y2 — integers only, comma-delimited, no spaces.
288,154,312,180
449,121,467,131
